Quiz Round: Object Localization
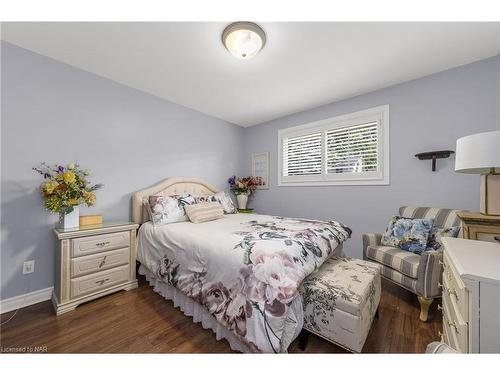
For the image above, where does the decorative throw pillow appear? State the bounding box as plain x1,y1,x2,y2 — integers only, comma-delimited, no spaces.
214,191,237,214
194,191,237,214
194,195,218,204
426,226,460,251
147,194,195,227
381,216,434,253
185,202,224,223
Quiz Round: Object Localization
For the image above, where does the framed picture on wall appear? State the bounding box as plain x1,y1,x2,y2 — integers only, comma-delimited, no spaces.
252,152,269,190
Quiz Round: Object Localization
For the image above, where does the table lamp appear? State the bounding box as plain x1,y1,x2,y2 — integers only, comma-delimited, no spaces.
455,130,500,215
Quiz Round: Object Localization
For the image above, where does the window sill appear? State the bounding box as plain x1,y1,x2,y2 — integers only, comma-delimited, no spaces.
277,179,390,186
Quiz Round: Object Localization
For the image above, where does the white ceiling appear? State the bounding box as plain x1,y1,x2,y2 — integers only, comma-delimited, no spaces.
2,22,500,127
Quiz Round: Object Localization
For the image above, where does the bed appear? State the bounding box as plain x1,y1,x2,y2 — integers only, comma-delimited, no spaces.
132,177,351,353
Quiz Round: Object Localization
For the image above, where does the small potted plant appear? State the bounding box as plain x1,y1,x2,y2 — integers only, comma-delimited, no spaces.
227,175,260,210
33,162,103,229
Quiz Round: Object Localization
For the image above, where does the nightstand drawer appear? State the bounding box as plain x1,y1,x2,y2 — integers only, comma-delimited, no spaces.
70,265,130,299
70,247,130,278
71,231,130,258
476,232,500,243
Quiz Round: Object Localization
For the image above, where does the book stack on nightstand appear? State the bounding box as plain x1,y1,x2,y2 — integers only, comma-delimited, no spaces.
52,222,139,315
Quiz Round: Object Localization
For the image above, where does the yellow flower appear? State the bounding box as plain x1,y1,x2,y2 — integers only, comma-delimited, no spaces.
68,198,79,205
43,181,58,194
62,171,76,184
83,191,96,206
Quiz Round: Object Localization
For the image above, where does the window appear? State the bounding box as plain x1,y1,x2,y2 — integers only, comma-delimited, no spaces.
278,105,389,185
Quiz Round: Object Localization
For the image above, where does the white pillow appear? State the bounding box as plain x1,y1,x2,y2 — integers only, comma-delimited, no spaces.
147,194,195,226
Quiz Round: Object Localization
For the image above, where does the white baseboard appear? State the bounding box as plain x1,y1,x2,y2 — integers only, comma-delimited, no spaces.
0,287,53,314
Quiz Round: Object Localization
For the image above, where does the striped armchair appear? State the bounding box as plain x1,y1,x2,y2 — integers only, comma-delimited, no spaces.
362,206,462,322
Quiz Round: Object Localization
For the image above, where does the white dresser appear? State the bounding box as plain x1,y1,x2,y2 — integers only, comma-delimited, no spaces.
52,222,139,315
440,237,500,353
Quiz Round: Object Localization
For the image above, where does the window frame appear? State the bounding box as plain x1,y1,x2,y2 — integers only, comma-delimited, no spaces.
278,105,390,186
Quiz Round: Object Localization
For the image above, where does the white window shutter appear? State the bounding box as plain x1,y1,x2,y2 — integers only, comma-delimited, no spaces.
326,121,379,174
278,105,389,186
283,132,322,176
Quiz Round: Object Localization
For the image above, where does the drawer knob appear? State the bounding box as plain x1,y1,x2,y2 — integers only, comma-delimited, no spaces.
98,256,107,268
96,241,111,247
437,304,443,311
448,288,459,301
448,319,459,333
95,278,110,285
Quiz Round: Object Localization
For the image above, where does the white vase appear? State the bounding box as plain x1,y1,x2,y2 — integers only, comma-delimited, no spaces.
59,205,80,229
236,194,248,210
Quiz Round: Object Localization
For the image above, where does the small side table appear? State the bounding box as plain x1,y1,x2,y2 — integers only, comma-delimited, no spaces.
52,222,139,315
456,211,500,243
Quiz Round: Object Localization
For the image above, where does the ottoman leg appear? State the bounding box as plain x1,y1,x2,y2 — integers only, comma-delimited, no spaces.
418,296,433,322
298,329,309,351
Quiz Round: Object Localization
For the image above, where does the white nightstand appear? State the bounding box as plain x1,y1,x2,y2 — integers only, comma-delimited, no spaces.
52,222,139,315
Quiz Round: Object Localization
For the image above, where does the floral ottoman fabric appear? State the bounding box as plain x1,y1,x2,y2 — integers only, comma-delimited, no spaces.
299,257,381,353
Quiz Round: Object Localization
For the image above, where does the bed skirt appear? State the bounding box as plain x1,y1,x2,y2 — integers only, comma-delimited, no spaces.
139,264,252,352
138,243,345,353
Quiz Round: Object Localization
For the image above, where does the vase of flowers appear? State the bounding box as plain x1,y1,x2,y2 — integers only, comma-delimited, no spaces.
33,162,103,229
227,175,260,210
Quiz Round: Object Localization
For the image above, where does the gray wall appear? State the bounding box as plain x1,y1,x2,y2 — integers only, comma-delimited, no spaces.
243,56,500,258
0,42,244,300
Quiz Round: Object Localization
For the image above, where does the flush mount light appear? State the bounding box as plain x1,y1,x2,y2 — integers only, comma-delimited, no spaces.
222,22,266,59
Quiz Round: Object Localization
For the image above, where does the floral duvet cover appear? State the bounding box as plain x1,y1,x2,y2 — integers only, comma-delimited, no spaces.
137,213,351,353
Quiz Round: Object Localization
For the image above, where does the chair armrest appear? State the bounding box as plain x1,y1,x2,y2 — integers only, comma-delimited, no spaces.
362,233,382,260
416,250,443,298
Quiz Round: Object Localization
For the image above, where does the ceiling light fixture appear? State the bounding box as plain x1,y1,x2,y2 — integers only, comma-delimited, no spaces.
222,22,266,59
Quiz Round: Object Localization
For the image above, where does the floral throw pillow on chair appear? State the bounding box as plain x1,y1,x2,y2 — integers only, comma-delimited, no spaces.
381,216,434,253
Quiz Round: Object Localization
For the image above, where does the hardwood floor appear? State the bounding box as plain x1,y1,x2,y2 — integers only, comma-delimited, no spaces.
0,277,441,353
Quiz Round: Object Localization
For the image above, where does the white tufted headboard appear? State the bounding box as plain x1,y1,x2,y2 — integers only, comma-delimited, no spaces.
132,177,220,224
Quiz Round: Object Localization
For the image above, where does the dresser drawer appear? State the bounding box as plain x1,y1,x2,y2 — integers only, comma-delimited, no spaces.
442,286,468,352
70,265,130,299
475,232,500,243
442,311,461,352
443,251,468,320
70,247,130,278
442,311,458,351
71,231,130,258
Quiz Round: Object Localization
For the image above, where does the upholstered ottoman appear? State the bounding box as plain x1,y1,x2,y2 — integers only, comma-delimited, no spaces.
298,257,381,353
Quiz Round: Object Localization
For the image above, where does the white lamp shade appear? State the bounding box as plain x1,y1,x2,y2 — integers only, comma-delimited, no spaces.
455,130,500,174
